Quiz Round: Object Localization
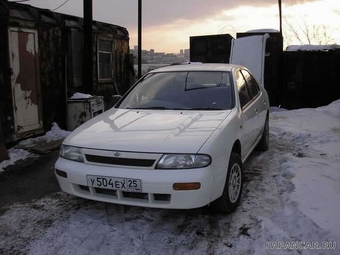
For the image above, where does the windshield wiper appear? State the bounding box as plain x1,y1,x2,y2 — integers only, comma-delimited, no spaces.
126,106,184,110
187,107,224,110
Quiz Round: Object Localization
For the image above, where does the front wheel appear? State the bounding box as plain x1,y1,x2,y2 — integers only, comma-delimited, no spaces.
211,153,243,213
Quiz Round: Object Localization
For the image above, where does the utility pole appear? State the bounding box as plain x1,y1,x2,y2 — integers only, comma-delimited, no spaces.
138,0,142,79
278,0,282,35
83,0,93,93
278,0,284,107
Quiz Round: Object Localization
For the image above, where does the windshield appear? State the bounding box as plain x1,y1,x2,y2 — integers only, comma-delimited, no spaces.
118,71,233,110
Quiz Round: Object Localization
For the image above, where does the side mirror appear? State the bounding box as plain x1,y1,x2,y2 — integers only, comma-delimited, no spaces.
111,95,122,107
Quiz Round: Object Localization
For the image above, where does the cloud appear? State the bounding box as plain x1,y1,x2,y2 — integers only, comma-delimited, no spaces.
16,0,336,52
104,0,279,28
132,3,281,52
17,0,321,29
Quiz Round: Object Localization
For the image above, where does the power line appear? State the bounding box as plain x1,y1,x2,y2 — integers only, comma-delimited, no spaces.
52,0,70,12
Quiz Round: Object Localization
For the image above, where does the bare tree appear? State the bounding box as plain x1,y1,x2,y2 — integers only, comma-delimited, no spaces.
283,14,334,46
283,0,335,46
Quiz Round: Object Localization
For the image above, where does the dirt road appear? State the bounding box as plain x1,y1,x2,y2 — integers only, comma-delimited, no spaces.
0,150,60,213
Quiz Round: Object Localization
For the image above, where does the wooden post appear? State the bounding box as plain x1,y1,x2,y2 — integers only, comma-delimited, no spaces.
0,0,9,162
278,0,282,35
138,0,142,79
83,0,93,93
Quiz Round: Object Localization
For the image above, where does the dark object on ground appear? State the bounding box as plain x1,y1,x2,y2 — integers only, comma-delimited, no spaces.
0,146,9,163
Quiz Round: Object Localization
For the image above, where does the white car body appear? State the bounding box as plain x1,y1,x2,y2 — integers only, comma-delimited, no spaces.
55,63,269,210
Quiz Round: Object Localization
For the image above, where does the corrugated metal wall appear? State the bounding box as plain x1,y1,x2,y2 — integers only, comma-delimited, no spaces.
282,50,340,109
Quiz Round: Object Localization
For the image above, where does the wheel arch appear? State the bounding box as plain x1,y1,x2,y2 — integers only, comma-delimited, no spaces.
231,139,241,157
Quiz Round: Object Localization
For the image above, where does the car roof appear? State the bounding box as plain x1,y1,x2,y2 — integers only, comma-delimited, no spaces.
148,63,239,73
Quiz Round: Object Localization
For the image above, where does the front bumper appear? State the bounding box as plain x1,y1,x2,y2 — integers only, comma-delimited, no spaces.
54,157,215,209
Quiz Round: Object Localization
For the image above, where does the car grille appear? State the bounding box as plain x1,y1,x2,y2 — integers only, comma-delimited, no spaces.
85,154,156,167
77,185,171,203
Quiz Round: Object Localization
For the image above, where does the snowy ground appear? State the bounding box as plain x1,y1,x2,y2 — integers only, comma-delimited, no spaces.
0,100,339,254
0,122,70,172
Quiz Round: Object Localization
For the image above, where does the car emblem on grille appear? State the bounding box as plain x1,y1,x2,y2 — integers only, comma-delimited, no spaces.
114,152,121,157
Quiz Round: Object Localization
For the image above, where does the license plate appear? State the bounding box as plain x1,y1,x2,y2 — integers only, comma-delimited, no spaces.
86,175,142,192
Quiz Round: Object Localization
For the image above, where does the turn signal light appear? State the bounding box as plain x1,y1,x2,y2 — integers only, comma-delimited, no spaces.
173,182,201,190
55,169,68,178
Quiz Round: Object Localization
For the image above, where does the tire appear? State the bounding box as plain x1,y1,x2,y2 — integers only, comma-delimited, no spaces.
211,153,243,213
256,115,269,151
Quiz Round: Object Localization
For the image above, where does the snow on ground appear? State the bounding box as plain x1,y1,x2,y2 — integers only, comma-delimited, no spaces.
0,100,339,254
270,99,340,241
0,148,32,172
0,122,70,172
286,44,340,52
69,92,93,99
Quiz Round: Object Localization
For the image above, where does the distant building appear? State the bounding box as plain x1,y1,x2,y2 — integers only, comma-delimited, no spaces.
130,47,189,65
184,49,190,58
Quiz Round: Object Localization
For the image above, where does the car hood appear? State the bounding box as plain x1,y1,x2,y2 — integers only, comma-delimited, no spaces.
64,109,232,153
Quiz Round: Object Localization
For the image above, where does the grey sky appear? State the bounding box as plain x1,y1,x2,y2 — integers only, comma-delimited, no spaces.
16,0,317,29
10,0,331,52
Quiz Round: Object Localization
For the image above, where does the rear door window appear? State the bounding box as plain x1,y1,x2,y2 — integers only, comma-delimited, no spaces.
236,71,251,108
241,69,260,99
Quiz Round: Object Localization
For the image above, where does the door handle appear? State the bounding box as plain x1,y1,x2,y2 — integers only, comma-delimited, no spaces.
263,99,266,105
255,108,259,114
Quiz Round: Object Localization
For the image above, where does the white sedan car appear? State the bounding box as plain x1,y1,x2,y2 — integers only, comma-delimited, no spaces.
55,63,269,213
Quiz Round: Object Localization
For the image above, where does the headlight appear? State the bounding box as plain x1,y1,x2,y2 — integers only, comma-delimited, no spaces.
156,154,211,169
59,145,84,162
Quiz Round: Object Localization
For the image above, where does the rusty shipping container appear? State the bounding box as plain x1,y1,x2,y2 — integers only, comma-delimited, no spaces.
0,2,135,144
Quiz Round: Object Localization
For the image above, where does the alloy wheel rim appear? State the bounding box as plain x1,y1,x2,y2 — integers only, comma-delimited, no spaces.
229,163,241,203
